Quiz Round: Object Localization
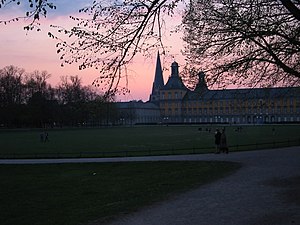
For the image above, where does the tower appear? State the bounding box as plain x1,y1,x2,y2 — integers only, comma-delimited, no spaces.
149,52,164,103
160,60,188,123
163,61,186,90
194,71,208,93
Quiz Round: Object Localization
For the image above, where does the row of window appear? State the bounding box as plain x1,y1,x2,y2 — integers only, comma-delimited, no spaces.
160,91,184,100
162,106,300,115
120,116,159,124
160,98,299,108
160,91,300,104
182,116,300,123
121,115,300,124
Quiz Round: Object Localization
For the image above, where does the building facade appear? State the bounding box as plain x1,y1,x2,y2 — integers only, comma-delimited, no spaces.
116,101,160,125
149,53,300,124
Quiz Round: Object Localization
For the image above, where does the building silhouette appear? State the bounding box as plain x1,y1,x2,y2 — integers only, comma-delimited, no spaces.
117,53,300,125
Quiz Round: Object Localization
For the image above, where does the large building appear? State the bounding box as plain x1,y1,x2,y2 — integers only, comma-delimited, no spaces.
117,53,300,125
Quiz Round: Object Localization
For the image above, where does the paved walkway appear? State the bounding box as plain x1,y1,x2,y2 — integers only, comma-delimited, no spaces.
106,147,300,225
1,147,300,225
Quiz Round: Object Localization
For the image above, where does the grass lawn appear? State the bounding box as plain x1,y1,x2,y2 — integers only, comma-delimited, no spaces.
0,124,299,158
0,161,240,225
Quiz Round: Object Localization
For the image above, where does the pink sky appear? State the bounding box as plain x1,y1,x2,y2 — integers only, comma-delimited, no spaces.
0,4,185,102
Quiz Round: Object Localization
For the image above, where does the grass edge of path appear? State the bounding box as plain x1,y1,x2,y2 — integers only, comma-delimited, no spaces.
0,161,241,225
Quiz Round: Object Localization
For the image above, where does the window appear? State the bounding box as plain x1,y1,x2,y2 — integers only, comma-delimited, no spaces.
214,107,218,114
272,108,275,114
193,108,197,114
277,106,281,113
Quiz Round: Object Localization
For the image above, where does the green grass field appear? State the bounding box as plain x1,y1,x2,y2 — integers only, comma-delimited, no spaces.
0,124,299,158
0,161,241,225
1,124,298,225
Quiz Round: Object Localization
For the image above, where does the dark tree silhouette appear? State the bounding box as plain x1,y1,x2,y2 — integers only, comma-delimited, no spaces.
0,65,25,106
182,0,300,89
24,70,52,102
0,65,115,127
279,0,300,21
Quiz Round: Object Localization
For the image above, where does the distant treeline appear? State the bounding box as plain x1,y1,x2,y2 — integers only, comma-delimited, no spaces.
0,65,118,128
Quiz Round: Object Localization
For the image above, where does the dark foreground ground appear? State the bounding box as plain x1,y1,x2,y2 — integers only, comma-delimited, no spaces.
103,147,300,225
1,147,300,225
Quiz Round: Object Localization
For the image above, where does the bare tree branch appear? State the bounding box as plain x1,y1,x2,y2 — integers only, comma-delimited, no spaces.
183,0,300,89
279,0,300,21
48,0,182,96
0,0,56,31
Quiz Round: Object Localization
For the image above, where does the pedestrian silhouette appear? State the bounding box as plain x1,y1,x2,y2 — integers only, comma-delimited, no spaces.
40,132,44,142
214,129,221,154
220,129,228,154
44,131,49,142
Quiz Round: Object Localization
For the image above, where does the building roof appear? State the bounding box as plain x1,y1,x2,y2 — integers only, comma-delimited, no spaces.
149,54,300,101
194,71,208,92
116,101,159,110
162,61,188,90
184,86,300,101
163,76,188,90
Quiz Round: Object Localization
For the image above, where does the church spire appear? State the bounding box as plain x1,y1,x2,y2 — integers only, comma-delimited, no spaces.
149,52,164,102
153,51,164,89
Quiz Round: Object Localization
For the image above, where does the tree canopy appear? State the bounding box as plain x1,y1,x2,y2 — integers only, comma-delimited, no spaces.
0,65,115,128
182,0,300,89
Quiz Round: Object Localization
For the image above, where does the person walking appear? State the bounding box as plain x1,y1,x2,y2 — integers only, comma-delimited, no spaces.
214,129,221,154
44,131,49,142
40,132,44,142
220,128,229,154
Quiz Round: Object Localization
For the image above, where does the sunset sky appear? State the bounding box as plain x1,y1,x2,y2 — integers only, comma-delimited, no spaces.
0,1,185,101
